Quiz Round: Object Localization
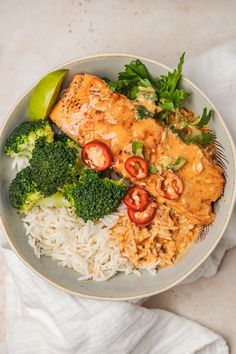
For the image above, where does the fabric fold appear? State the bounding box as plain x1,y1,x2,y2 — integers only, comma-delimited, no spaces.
2,247,228,354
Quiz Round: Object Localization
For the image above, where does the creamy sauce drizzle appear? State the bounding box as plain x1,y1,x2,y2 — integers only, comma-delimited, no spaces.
135,86,158,114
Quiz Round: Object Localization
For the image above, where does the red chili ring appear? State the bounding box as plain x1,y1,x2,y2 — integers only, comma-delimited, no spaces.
124,186,149,211
82,140,113,171
124,156,148,179
128,200,157,226
156,170,183,199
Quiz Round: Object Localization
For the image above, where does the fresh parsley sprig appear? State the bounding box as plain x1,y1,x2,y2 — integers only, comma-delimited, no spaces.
154,53,190,110
196,107,213,128
176,129,214,146
108,59,153,99
172,107,214,146
107,55,213,146
109,54,190,111
155,53,185,94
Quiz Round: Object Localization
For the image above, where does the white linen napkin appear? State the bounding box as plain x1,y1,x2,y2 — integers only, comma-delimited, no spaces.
1,40,236,354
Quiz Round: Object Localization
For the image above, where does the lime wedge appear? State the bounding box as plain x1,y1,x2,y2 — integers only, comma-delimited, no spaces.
28,69,68,121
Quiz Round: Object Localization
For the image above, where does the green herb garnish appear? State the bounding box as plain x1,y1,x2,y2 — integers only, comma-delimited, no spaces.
108,59,153,99
196,108,213,128
136,105,154,119
154,53,190,111
149,165,158,174
177,130,214,146
169,156,186,171
170,107,214,146
132,141,144,157
149,156,186,174
109,54,190,110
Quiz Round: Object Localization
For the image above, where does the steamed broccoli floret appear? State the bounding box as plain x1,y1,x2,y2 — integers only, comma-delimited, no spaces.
55,134,84,173
37,192,70,208
30,140,77,196
54,133,80,148
64,169,126,221
4,119,54,158
9,166,43,214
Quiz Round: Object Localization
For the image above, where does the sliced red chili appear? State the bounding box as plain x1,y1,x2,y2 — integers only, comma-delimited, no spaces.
124,186,149,211
128,200,157,226
82,140,112,171
156,170,183,200
124,156,148,179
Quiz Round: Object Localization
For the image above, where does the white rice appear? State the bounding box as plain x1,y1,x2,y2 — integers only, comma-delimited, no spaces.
23,205,134,281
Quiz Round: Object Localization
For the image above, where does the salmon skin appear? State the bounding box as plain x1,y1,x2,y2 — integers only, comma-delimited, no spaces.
50,74,224,225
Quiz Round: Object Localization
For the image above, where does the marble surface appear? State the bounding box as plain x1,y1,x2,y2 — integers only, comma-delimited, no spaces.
0,0,236,352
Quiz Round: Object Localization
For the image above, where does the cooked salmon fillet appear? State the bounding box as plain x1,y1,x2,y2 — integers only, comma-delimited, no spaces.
50,74,224,225
51,74,135,155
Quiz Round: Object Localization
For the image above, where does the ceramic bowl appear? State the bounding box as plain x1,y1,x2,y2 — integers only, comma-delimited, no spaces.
0,54,235,300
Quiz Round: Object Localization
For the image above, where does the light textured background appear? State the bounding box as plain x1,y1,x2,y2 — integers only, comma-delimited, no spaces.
0,0,236,352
